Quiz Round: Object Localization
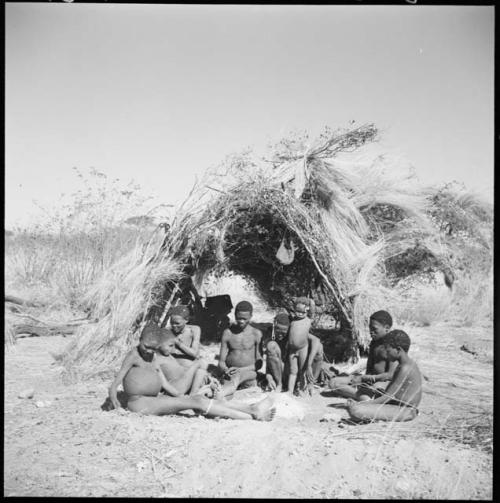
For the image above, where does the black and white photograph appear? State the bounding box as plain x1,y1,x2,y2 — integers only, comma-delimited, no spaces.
5,2,493,499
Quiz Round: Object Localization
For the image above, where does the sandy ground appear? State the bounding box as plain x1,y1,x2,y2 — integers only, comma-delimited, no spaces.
4,322,492,498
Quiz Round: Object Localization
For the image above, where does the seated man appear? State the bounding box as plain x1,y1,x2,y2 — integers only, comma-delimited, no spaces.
218,301,263,397
347,329,422,422
286,297,323,395
108,323,276,421
328,310,397,400
167,305,207,370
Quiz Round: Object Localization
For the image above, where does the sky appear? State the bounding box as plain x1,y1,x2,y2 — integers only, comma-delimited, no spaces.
5,3,494,228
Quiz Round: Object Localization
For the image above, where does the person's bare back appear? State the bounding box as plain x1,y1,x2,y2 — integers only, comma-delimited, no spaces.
387,359,422,408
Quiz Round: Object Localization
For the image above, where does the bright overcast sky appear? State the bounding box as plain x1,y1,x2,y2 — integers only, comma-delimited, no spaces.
5,3,494,227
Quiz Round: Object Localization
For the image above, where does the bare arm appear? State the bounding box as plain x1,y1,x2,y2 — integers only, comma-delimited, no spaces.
370,365,409,405
362,361,399,383
108,350,137,409
151,358,182,397
306,333,320,367
218,330,231,373
255,329,263,371
175,326,201,359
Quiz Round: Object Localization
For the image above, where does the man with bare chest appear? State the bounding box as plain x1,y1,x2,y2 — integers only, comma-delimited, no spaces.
218,301,263,397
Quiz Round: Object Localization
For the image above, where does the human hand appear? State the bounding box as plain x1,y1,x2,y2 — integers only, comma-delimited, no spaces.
226,367,239,377
361,375,376,385
306,366,314,383
109,389,121,410
350,375,363,385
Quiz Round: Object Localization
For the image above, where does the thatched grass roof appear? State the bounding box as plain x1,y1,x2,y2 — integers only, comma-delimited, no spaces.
60,124,451,380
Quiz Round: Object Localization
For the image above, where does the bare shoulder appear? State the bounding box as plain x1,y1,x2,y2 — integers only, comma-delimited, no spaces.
123,347,140,365
187,324,201,336
252,326,263,341
221,328,232,341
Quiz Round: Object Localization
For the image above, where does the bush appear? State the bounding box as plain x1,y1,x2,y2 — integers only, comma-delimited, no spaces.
5,169,161,310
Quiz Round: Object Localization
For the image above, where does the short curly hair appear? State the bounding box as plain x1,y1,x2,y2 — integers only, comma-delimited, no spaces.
140,322,161,345
384,329,411,352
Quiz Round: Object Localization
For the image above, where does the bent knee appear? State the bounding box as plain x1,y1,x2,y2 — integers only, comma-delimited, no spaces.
347,403,364,420
313,347,323,362
266,341,281,357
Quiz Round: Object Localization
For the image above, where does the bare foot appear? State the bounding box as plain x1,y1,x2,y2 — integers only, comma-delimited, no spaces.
210,379,225,401
266,375,277,391
251,396,276,421
194,384,214,397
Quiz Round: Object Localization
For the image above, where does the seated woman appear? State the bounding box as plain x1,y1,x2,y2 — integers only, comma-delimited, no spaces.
167,305,208,370
108,323,276,421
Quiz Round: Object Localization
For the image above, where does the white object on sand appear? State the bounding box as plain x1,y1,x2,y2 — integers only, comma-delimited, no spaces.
35,400,52,408
271,393,306,420
18,388,35,399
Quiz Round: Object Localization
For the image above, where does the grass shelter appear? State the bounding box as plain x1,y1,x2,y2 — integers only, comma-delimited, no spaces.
59,124,452,380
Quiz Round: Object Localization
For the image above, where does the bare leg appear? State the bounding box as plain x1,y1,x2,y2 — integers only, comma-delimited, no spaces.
214,395,276,421
357,381,389,401
311,343,323,381
296,345,309,393
220,368,257,398
188,369,210,396
129,394,276,421
328,376,359,399
266,341,284,391
348,402,418,422
170,361,202,395
287,353,298,395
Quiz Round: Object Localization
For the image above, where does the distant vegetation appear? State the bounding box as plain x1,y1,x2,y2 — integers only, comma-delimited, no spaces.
5,169,162,310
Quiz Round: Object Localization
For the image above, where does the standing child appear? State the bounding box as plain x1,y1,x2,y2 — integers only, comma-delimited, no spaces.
287,297,323,395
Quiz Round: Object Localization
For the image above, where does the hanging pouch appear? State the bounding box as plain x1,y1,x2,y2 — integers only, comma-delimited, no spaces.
276,235,296,265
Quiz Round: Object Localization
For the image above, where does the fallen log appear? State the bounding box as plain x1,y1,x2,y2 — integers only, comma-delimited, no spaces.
14,323,80,338
5,294,44,308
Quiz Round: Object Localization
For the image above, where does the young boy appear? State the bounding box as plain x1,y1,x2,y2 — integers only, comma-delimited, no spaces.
287,297,323,395
218,301,263,396
347,329,422,422
167,305,207,369
328,310,397,400
108,323,276,420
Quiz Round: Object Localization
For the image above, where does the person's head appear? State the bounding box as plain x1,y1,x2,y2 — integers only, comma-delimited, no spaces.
274,312,290,338
291,297,310,320
158,329,177,356
384,329,411,361
234,301,253,330
139,323,161,360
369,310,393,340
169,305,190,334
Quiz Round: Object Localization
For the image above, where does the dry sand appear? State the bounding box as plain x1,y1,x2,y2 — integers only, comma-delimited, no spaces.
4,322,492,498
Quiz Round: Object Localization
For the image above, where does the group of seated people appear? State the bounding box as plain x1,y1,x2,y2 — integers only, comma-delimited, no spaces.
108,298,422,423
